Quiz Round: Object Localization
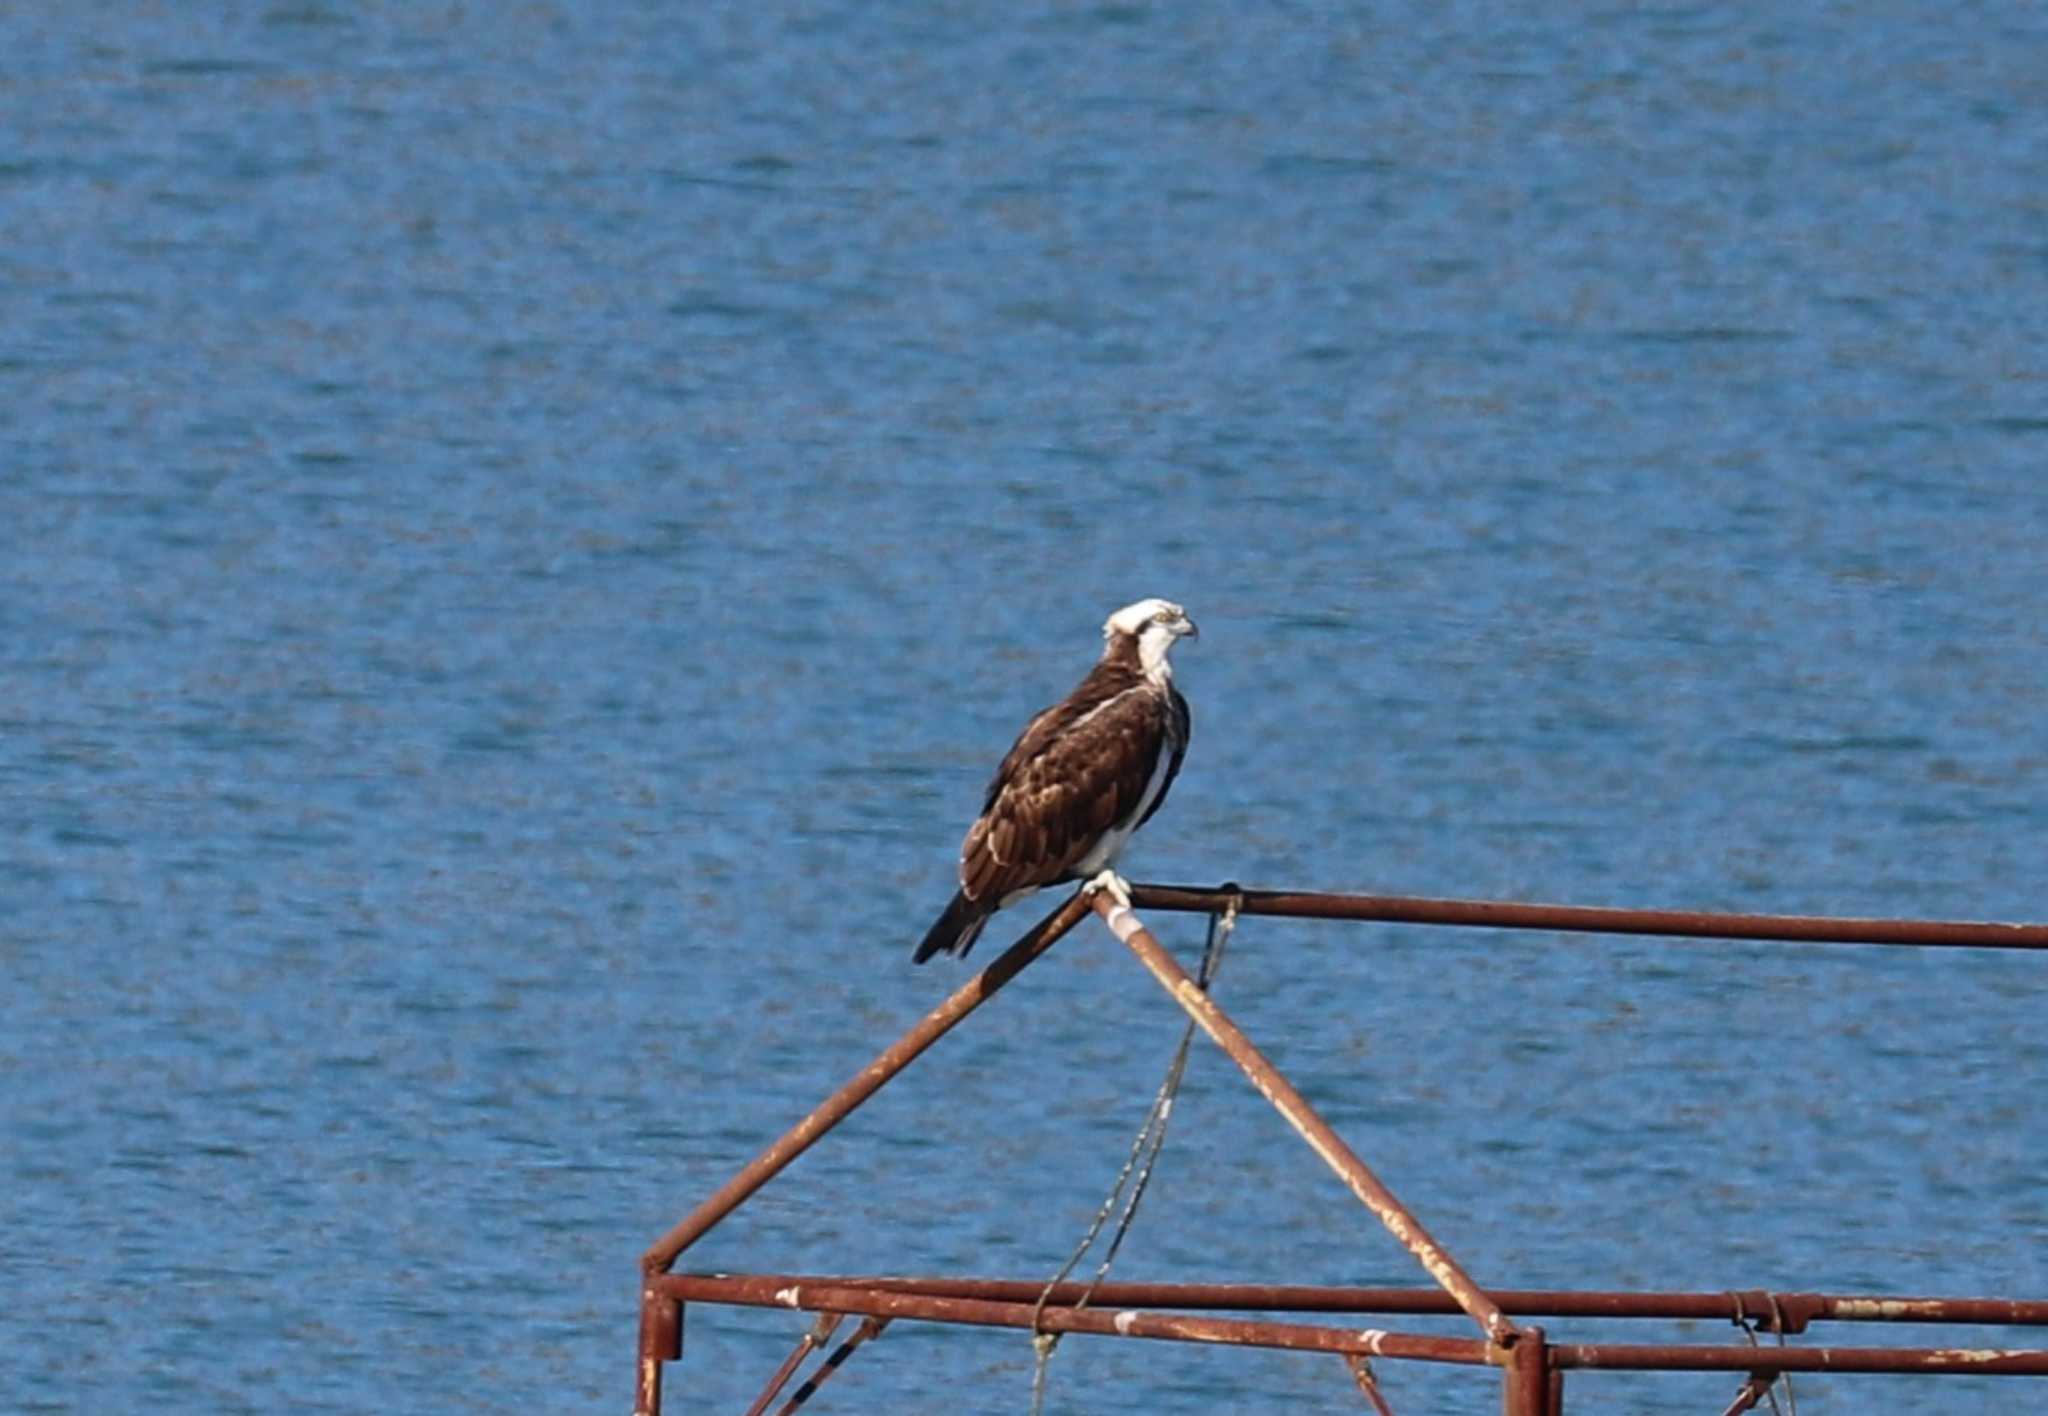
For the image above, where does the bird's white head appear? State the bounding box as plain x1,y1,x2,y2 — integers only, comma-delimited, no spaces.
1103,597,1199,680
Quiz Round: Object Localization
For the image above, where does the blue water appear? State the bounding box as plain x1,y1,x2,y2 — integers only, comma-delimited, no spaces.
5,4,2047,1413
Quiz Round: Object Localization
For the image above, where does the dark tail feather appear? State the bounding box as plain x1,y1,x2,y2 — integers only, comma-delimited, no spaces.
914,891,991,963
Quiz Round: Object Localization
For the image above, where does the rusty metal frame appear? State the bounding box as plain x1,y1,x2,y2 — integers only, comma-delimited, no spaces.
637,881,2048,1415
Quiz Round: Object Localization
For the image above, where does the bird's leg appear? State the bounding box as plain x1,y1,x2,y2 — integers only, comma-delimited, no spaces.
1084,869,1132,909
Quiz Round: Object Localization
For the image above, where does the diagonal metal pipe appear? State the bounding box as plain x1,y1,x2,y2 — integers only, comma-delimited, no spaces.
641,890,1092,1275
741,1312,843,1416
1093,892,1520,1347
635,892,1093,1416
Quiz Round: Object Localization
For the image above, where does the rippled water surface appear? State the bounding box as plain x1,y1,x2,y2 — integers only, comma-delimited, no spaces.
6,4,2048,1413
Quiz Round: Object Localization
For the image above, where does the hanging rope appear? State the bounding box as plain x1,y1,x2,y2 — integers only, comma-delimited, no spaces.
1726,1293,1796,1416
1027,889,1242,1415
1764,1293,1799,1416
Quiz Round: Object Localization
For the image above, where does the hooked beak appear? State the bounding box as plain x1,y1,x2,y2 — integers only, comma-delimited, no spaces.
1178,615,1199,640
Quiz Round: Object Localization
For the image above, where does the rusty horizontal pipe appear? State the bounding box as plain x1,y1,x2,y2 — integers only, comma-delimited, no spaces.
1800,1294,2048,1327
1554,1342,2048,1375
662,1274,1496,1366
668,1274,2048,1378
1096,893,1517,1347
641,892,1091,1274
656,1274,2048,1329
1126,884,2048,950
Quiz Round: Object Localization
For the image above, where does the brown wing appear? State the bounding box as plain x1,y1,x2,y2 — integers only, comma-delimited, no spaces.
958,672,1170,905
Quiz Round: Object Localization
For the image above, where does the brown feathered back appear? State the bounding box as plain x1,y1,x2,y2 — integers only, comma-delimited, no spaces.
957,634,1190,908
914,600,1196,963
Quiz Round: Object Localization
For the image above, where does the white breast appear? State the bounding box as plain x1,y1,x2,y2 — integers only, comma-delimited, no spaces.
1073,744,1174,878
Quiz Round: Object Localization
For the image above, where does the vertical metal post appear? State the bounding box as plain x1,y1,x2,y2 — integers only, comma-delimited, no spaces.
1502,1324,1549,1416
637,1286,682,1416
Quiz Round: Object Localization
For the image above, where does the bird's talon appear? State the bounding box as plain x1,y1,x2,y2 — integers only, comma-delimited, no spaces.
1085,870,1133,909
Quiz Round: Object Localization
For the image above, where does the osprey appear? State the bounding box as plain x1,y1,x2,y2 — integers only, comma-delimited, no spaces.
914,598,1196,963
